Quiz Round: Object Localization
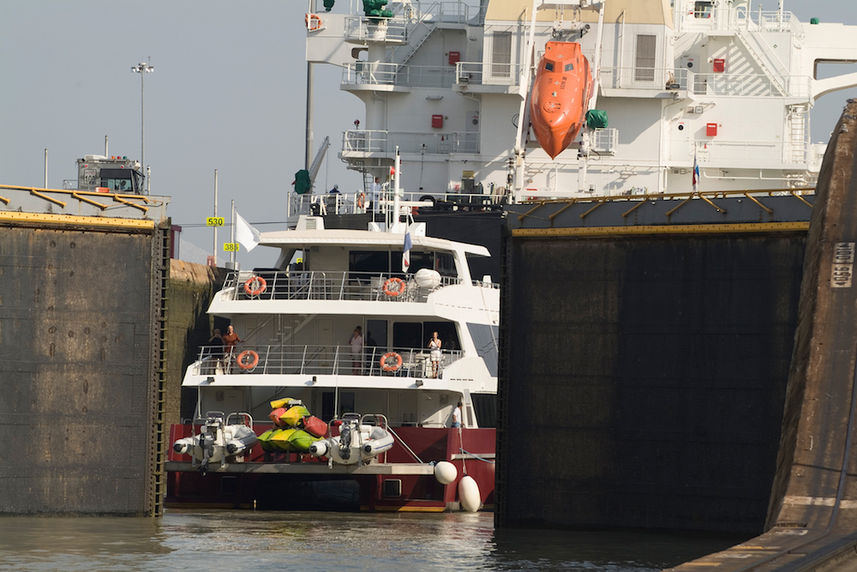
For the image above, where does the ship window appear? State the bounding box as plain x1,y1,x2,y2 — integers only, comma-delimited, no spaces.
694,1,713,18
99,168,136,192
634,34,656,82
564,63,574,72
491,31,512,78
544,62,554,72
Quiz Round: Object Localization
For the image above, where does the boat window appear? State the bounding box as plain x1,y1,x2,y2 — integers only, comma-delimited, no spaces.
544,62,554,72
366,319,386,349
694,1,713,18
490,31,512,78
393,322,422,349
99,169,137,193
349,250,392,275
435,252,455,276
634,34,657,82
564,63,574,72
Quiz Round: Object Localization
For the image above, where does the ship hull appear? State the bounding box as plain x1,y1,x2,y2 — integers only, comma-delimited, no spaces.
166,424,495,512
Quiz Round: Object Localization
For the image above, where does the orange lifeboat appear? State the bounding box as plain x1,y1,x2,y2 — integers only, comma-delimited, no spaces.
529,41,593,159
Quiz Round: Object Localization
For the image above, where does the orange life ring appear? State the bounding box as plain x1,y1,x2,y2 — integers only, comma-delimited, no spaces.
380,352,403,372
244,276,267,296
356,192,365,208
382,277,405,297
305,13,322,31
236,350,259,371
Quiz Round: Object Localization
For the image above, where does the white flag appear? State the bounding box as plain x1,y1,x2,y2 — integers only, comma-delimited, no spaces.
235,211,261,252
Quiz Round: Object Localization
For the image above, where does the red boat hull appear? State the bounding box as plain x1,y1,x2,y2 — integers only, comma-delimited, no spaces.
529,41,593,159
166,424,495,512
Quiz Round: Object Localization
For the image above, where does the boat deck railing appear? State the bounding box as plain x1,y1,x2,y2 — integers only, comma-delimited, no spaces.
222,270,497,303
341,129,479,155
195,344,463,378
342,62,456,89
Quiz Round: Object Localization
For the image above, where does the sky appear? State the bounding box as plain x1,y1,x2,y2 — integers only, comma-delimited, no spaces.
1,0,856,268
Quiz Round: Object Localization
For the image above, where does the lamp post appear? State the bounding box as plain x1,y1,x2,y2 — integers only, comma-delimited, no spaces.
131,60,155,172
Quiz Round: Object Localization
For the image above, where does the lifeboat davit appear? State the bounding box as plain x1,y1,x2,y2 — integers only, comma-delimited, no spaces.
529,41,593,159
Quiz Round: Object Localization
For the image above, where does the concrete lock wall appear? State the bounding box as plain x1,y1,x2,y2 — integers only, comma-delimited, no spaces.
0,219,168,515
166,260,229,425
498,232,806,533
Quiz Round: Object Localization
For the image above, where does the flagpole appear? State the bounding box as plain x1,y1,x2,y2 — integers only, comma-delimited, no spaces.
230,199,236,268
393,147,401,227
212,169,218,266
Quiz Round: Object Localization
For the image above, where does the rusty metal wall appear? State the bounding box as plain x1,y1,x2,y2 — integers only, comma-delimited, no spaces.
497,232,806,533
0,219,167,515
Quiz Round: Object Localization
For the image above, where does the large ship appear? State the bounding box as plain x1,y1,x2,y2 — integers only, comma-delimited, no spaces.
299,0,857,207
166,185,499,511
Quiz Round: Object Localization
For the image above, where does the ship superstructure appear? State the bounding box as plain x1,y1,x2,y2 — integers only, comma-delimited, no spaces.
305,0,857,201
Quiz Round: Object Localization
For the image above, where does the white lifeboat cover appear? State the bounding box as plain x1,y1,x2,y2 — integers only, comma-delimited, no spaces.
414,268,441,289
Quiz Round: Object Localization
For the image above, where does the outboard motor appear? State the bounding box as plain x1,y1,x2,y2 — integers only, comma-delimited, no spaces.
339,423,352,460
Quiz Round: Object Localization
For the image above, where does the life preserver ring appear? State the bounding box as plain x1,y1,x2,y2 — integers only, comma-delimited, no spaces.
380,352,403,372
382,277,405,297
244,276,267,296
356,192,365,208
236,350,259,371
305,13,323,31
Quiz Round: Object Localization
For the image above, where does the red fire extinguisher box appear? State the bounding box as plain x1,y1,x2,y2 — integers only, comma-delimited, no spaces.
431,114,444,128
448,51,460,65
706,122,718,136
712,58,725,73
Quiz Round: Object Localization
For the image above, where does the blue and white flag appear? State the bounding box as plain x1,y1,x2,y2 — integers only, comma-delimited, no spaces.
402,229,412,273
692,152,700,191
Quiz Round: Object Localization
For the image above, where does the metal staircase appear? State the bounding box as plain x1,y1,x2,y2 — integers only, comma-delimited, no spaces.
389,20,435,65
735,27,788,95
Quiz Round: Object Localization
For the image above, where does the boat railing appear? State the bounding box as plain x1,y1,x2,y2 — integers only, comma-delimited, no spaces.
694,139,801,168
687,72,810,98
454,61,522,88
223,270,467,302
195,344,464,378
342,62,456,89
341,129,479,155
287,188,507,220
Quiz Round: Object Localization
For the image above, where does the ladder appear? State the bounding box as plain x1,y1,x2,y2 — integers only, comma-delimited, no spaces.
787,104,809,164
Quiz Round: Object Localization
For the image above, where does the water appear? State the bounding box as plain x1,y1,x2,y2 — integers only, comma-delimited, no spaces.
0,510,743,571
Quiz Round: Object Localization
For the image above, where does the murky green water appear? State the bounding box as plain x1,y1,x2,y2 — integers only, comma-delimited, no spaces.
0,510,742,571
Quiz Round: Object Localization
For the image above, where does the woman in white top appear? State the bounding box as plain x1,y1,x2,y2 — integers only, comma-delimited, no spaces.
349,326,364,374
428,331,442,378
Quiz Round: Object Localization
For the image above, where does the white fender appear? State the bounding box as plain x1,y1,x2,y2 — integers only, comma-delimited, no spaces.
361,426,394,459
458,475,481,512
225,425,258,455
309,439,329,456
434,461,457,485
173,437,195,455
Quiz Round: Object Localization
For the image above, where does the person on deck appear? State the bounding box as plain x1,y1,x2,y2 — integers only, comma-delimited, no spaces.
350,326,364,375
451,401,462,428
428,331,442,378
222,324,242,373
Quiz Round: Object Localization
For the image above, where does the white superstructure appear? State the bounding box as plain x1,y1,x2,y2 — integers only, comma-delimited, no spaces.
183,215,499,429
305,0,857,201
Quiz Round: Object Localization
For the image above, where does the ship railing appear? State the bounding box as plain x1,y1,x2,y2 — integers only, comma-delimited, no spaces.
687,72,810,98
343,15,409,43
222,270,465,302
195,344,463,378
694,139,793,167
454,61,522,87
287,188,507,219
342,129,479,154
598,67,688,91
342,62,456,89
